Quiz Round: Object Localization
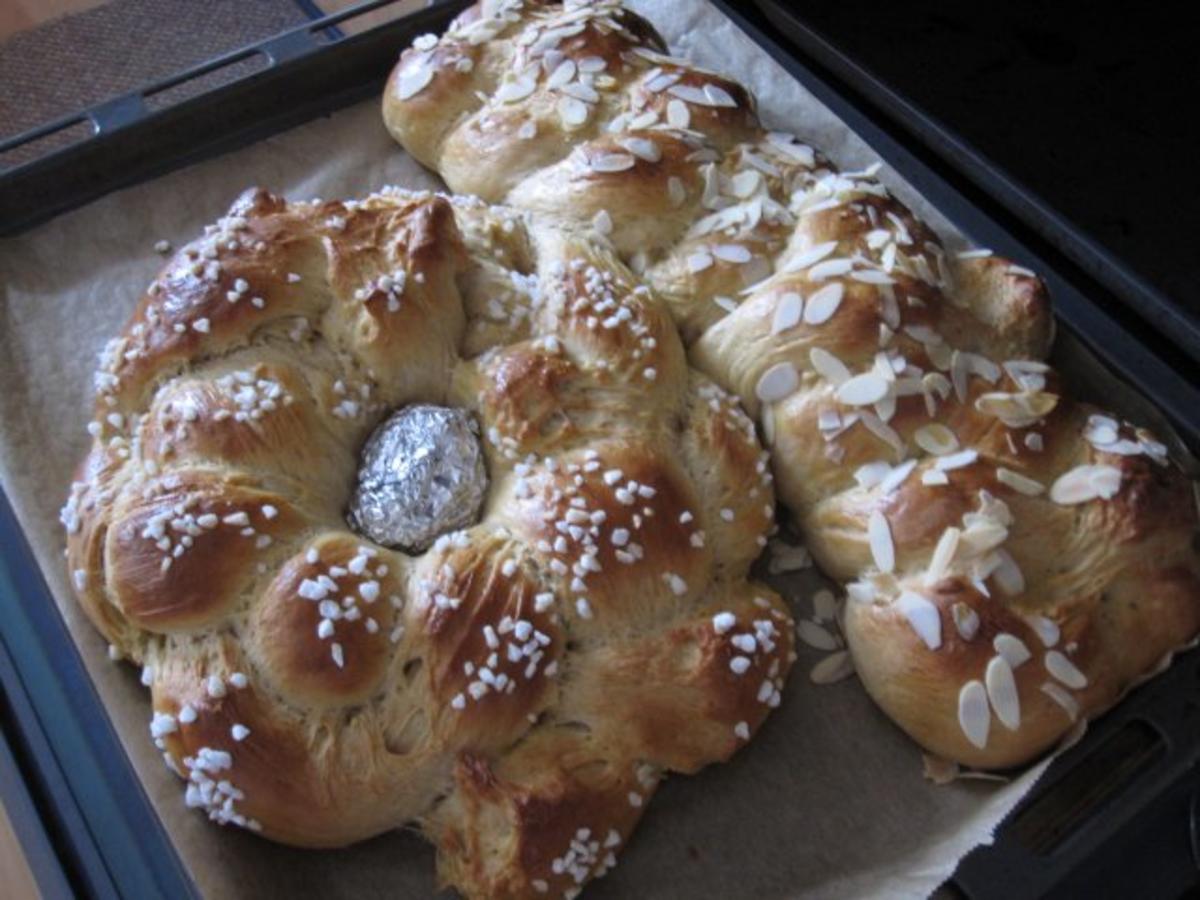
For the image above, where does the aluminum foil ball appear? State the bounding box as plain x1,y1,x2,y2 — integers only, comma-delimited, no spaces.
347,404,488,553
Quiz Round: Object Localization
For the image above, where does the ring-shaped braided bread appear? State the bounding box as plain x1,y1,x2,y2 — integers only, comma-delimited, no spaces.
62,186,793,898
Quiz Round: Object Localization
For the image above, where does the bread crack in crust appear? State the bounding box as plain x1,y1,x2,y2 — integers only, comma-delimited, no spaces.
62,186,793,898
383,0,1200,770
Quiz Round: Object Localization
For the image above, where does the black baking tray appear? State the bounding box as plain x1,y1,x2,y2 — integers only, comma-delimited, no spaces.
2,1,1198,897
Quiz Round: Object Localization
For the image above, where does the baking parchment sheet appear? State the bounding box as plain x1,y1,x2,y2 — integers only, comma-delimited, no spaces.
7,0,1183,895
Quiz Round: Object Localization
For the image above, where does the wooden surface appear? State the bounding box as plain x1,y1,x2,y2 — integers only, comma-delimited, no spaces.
1,10,102,889
0,0,108,40
0,2,399,893
0,788,40,900
312,0,427,34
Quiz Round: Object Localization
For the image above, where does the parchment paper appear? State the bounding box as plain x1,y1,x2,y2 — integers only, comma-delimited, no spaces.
4,0,1181,896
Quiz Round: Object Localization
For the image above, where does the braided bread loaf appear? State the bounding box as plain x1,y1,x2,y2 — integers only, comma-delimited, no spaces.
61,186,793,897
382,0,1200,769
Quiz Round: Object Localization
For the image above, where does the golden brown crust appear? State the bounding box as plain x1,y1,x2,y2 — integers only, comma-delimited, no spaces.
382,0,1200,780
63,184,793,898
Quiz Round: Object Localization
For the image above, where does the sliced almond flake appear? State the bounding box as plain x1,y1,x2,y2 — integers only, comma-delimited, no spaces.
645,71,681,92
817,408,843,432
958,680,990,749
991,548,1025,596
854,461,891,489
836,372,890,407
629,110,659,130
755,362,799,403
558,95,589,127
923,371,951,400
703,83,738,107
928,342,954,374
975,391,1059,428
1083,414,1120,446
878,286,901,329
396,63,434,100
809,347,851,385
963,352,1002,383
1003,358,1050,389
578,55,607,73
985,656,1021,730
956,248,993,259
927,526,961,582
922,468,950,486
803,283,844,325
687,251,713,273
762,404,776,445
666,99,690,128
1138,433,1169,465
879,458,918,494
1040,681,1080,721
850,268,895,285
713,295,738,314
846,580,876,604
1100,438,1145,456
797,619,840,651
713,243,752,264
993,633,1031,668
1007,264,1038,278
1045,650,1087,689
904,323,939,344
950,350,970,402
618,136,661,162
897,590,941,649
867,511,896,573
996,467,1044,496
1049,464,1122,505
589,210,614,237
934,449,978,472
742,151,781,178
589,153,636,173
805,197,843,215
914,423,959,456
771,292,804,335
560,80,599,103
766,131,816,165
783,240,838,272
860,411,904,454
667,176,687,207
730,169,762,198
810,650,855,684
546,58,577,89
666,82,711,105
951,602,980,640
813,588,838,621
496,72,538,103
1025,614,1060,648
866,228,891,249
809,257,855,280
872,351,897,383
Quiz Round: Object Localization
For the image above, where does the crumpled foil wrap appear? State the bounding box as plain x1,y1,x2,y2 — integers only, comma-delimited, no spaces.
347,405,488,553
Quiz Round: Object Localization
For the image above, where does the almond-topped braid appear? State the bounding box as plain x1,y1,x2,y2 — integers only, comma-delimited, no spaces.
382,0,1200,769
62,186,792,899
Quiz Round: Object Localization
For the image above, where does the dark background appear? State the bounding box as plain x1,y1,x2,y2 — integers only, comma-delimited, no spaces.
749,1,1199,323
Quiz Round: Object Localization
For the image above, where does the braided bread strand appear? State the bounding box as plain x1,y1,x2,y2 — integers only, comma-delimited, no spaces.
382,0,1200,768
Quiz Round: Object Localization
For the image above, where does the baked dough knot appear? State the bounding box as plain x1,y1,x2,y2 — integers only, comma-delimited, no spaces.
383,0,1200,771
61,186,793,899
